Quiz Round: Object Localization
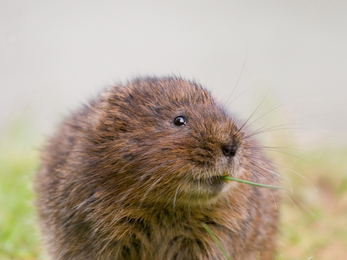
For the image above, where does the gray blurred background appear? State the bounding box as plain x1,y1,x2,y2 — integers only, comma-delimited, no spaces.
1,0,346,145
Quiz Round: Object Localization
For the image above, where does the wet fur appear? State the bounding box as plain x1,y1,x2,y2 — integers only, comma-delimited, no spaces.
35,77,279,260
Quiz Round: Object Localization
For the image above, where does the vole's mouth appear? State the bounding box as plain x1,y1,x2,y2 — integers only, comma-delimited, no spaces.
190,175,228,187
183,175,230,202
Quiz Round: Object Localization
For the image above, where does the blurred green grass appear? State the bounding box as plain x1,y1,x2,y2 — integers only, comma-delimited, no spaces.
0,120,41,260
278,146,347,259
0,118,347,260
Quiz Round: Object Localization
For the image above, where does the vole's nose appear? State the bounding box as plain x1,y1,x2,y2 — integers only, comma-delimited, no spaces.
221,144,238,157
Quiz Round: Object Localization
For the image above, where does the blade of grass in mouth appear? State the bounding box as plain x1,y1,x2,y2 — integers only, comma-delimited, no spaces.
221,176,282,190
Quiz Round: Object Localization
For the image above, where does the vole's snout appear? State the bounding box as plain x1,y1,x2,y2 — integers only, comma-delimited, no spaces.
221,144,238,157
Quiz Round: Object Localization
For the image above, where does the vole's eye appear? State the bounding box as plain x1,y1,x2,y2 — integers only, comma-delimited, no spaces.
173,116,186,126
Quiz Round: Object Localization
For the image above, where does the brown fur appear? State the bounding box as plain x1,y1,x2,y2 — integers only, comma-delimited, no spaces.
35,76,279,260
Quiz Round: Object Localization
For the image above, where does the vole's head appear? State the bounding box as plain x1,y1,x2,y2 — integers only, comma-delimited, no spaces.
82,77,250,207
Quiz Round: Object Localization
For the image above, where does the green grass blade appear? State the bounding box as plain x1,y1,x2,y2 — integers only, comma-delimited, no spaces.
221,176,282,190
202,223,231,260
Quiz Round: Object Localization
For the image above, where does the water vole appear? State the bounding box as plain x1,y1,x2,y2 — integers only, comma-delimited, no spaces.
35,76,279,260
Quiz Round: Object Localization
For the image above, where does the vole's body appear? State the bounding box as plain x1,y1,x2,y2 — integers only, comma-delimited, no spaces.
35,77,279,260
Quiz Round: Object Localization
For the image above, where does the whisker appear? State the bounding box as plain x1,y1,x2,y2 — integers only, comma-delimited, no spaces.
224,42,249,108
249,167,268,185
242,154,296,195
243,118,277,138
238,88,272,132
277,169,293,194
253,145,323,163
244,152,314,195
225,79,261,109
268,188,278,210
281,189,303,221
242,102,292,132
249,146,313,164
268,161,318,194
243,123,298,139
296,197,317,218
